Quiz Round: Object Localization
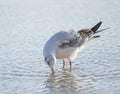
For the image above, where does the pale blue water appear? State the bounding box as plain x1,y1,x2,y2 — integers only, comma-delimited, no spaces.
0,0,120,94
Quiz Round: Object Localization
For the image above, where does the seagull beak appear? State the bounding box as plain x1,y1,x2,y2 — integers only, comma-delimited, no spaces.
51,68,55,74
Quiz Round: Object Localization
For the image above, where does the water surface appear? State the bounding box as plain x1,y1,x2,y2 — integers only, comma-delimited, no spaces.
0,0,120,94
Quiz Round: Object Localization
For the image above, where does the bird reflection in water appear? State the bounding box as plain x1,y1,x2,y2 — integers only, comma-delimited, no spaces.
45,69,94,94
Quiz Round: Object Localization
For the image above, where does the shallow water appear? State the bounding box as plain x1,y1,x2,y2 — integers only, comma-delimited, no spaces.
0,0,120,94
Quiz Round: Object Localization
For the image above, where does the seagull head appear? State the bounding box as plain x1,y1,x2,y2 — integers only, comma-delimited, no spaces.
44,55,56,74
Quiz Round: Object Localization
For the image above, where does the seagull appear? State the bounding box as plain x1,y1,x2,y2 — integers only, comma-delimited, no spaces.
43,21,109,74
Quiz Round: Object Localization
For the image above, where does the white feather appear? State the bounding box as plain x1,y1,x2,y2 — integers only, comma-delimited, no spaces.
43,30,88,60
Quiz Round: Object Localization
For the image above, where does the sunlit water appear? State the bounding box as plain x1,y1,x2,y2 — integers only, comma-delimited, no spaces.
0,0,120,94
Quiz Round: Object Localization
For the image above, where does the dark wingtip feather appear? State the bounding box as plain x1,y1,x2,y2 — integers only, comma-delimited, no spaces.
91,21,102,33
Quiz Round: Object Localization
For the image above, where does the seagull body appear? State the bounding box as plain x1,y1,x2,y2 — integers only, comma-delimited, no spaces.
43,22,109,74
43,30,85,60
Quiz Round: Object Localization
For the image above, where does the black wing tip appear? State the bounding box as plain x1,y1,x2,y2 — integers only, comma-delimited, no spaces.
98,21,102,25
99,21,102,24
91,21,102,33
97,21,102,25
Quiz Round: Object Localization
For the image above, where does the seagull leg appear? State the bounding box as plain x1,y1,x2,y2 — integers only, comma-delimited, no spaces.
63,59,66,69
51,68,55,75
68,58,72,71
69,61,72,71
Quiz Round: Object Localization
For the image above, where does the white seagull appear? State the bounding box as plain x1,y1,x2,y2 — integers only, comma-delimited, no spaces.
43,22,109,74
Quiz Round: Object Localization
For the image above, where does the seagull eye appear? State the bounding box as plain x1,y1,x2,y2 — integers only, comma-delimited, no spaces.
48,62,50,65
45,57,47,61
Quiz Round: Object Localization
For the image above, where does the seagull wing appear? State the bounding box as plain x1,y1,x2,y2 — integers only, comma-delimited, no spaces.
56,30,81,48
